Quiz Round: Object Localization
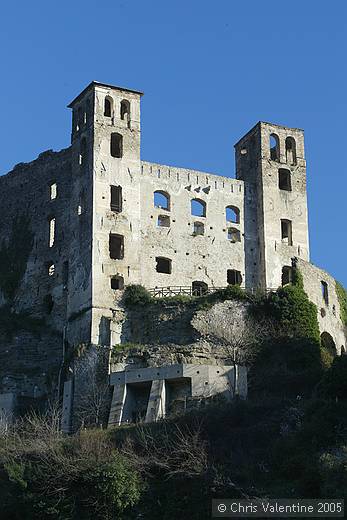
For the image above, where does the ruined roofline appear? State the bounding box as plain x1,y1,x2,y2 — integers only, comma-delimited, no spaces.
0,147,71,181
141,160,243,185
67,81,144,108
234,121,304,148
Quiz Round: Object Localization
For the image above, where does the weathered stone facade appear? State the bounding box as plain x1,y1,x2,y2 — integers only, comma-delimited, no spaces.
0,81,345,416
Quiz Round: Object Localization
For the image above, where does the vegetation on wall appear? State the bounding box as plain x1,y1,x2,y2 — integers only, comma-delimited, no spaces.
0,214,34,301
335,280,347,328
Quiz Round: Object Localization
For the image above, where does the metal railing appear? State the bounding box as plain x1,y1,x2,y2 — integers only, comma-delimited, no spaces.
147,285,280,299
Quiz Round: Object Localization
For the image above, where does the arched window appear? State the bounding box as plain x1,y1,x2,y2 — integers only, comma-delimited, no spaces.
285,137,297,165
104,96,113,117
278,168,292,191
154,191,170,211
110,133,123,158
226,205,240,224
193,221,204,235
227,228,241,242
120,99,130,126
191,199,206,217
192,281,208,296
270,133,280,161
321,332,336,357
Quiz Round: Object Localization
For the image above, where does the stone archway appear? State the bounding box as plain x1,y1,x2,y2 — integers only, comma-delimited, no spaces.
320,332,337,357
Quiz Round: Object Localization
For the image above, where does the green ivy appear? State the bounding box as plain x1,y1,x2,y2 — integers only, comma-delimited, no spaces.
335,280,347,328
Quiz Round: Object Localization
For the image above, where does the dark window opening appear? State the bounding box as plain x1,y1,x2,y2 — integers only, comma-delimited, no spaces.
110,133,123,158
285,136,297,165
157,215,170,227
111,276,124,290
270,133,280,161
227,269,242,285
282,265,293,286
281,219,293,245
104,96,112,117
321,281,329,305
79,138,87,167
192,281,208,296
227,227,241,242
191,199,206,217
154,190,170,211
156,257,171,274
226,205,240,223
109,234,124,259
120,99,130,126
193,221,204,235
278,168,292,191
111,185,122,212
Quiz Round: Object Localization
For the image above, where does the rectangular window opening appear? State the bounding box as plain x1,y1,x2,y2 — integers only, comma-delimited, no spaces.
109,234,124,259
156,257,172,274
110,185,123,213
49,218,56,248
281,219,293,246
321,281,329,305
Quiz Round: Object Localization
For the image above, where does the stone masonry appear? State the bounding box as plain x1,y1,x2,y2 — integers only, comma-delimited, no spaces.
0,81,345,418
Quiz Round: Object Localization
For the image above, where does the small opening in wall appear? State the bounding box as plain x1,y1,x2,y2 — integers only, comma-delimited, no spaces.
270,133,280,161
281,219,293,245
50,183,57,200
321,281,329,305
282,265,293,286
193,221,204,235
49,218,56,248
110,185,122,212
154,191,170,211
110,133,123,158
109,234,124,259
104,96,113,117
227,227,241,242
191,199,206,217
111,275,124,290
278,168,292,191
156,257,171,274
285,136,297,166
226,206,240,224
157,215,170,227
192,281,208,296
48,263,55,277
120,99,130,126
227,269,242,286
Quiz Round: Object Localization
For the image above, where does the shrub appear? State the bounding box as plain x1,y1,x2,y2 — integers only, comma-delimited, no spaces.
335,280,347,327
123,285,152,307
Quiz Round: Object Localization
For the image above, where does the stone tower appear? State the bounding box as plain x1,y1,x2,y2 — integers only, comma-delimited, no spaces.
235,122,309,290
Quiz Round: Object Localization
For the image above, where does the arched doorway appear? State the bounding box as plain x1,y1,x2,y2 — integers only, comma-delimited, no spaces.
192,281,208,296
320,332,337,357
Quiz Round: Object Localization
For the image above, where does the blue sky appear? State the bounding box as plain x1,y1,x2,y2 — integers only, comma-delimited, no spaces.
0,0,346,285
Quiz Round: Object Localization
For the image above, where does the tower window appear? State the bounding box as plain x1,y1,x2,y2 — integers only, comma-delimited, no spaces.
49,218,55,248
227,269,242,285
50,183,57,200
110,133,123,158
154,190,170,211
270,133,280,161
281,219,292,245
120,99,130,125
321,281,329,305
282,266,293,286
109,234,124,259
104,96,113,117
79,137,87,167
227,228,241,242
156,257,172,274
110,185,122,213
226,205,240,224
47,263,55,277
278,169,292,191
285,137,297,166
193,221,204,235
111,276,124,290
157,215,170,227
191,199,206,217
